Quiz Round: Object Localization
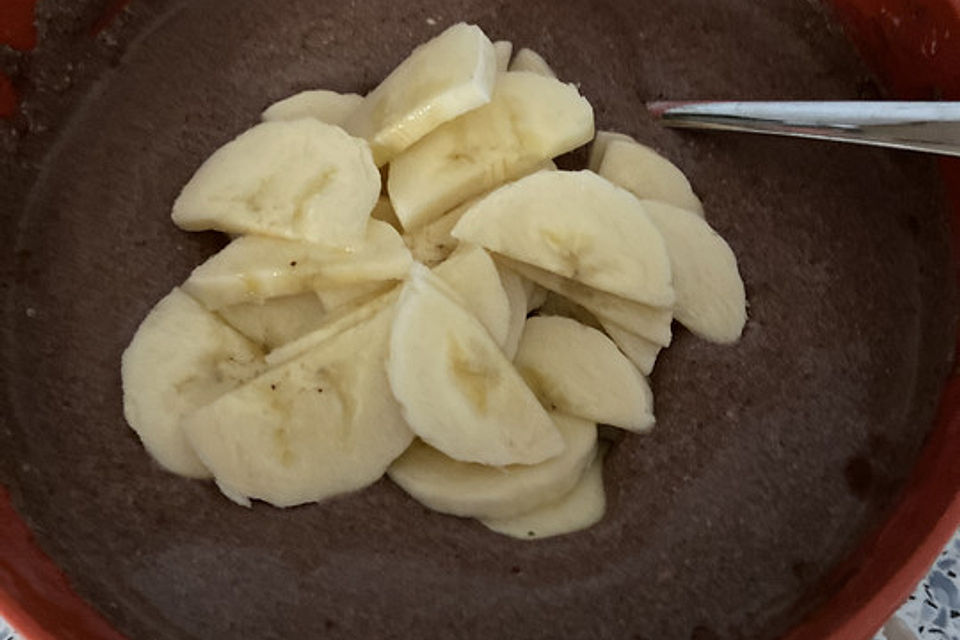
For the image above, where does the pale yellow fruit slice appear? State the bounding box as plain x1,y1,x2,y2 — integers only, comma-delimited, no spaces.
402,196,476,267
260,90,363,125
183,305,413,508
497,265,529,359
388,412,596,519
181,220,411,310
387,265,563,466
481,444,607,539
121,288,264,478
597,138,704,215
515,316,654,432
400,160,558,265
493,40,513,72
266,287,400,367
314,280,394,312
218,292,327,351
388,72,594,231
587,130,634,172
508,47,556,78
453,170,674,306
172,120,380,247
642,200,747,343
344,22,497,165
536,292,601,330
599,320,662,376
433,243,512,346
496,254,673,346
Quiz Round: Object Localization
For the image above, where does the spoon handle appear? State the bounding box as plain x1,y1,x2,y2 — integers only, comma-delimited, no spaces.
647,101,960,157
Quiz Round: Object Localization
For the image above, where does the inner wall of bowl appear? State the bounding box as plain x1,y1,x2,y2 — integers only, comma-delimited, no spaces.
0,1,955,639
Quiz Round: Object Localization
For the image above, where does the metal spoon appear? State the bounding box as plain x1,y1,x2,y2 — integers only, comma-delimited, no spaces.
647,101,960,157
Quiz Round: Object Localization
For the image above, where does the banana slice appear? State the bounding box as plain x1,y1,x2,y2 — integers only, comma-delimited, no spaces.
172,119,380,247
514,316,654,432
260,90,363,125
388,412,596,519
536,292,601,329
344,23,497,166
315,280,394,312
218,292,327,351
453,170,674,307
496,254,673,346
497,265,528,359
599,320,661,376
402,198,472,267
596,138,704,215
388,72,594,231
400,160,558,266
266,287,400,367
433,243,512,346
508,47,557,78
183,304,413,508
121,288,265,478
493,40,513,72
182,220,411,310
387,265,563,466
587,130,635,172
642,200,747,343
481,443,607,539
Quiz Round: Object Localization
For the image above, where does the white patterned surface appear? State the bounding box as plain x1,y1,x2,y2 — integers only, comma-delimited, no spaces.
875,528,960,640
1,528,959,639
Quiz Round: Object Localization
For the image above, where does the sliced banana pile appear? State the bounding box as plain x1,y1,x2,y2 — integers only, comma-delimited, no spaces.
121,23,747,540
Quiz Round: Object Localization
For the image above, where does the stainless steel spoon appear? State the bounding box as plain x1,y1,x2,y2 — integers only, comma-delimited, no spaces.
647,101,960,157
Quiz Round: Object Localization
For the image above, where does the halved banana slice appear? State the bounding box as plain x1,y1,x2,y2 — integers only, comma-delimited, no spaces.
536,292,601,330
599,320,661,376
402,196,476,266
388,412,596,520
453,170,674,307
493,40,513,72
596,138,704,215
497,265,529,359
314,280,394,312
496,254,673,346
183,304,413,508
121,288,265,478
172,120,380,247
480,443,607,539
388,72,594,231
514,316,654,432
433,243,512,346
587,130,635,172
266,287,400,367
260,90,363,125
642,200,746,343
182,220,411,310
400,160,558,266
344,22,497,165
218,292,327,351
508,47,556,78
387,265,563,466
